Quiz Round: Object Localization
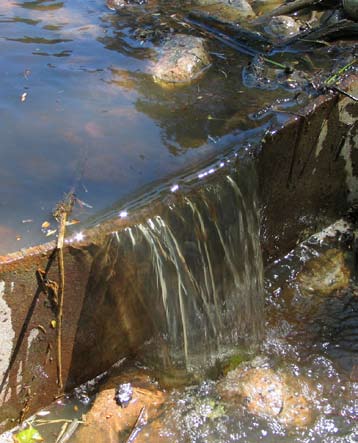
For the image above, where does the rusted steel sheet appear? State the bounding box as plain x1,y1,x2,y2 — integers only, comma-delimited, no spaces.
0,75,356,431
258,76,358,261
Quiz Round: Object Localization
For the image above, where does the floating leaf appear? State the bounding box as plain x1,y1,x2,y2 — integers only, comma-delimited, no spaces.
41,221,51,229
14,426,43,443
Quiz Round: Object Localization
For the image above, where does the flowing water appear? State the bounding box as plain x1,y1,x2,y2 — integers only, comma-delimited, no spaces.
105,162,264,371
2,219,357,443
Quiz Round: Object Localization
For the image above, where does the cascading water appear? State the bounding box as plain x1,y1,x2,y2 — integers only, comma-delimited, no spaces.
106,161,265,371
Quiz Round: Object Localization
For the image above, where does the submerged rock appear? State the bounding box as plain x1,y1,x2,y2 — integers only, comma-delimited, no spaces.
217,361,313,427
192,0,255,23
193,0,255,15
152,34,211,85
106,0,148,9
266,15,301,37
297,248,350,296
72,378,167,443
114,383,133,408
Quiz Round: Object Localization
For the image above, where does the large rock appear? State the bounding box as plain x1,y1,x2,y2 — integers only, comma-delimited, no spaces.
152,34,211,85
296,248,350,296
217,362,314,428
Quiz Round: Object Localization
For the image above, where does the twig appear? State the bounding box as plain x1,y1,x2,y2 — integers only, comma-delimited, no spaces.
125,407,147,443
178,15,290,70
330,85,358,101
53,192,75,392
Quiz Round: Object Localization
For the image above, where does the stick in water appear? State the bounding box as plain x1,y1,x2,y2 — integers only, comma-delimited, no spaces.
53,192,75,392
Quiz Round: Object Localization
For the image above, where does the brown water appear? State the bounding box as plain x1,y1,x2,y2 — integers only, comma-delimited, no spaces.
0,0,351,254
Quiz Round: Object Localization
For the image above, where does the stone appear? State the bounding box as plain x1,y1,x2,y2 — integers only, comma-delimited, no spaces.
217,365,313,427
72,377,167,443
266,15,301,37
106,0,148,10
193,0,255,16
296,248,350,296
192,0,255,24
152,34,211,85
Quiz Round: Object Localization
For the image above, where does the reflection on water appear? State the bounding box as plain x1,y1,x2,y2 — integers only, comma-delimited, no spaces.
0,0,349,254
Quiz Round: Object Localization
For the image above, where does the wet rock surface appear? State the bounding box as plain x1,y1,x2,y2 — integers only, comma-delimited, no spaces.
106,0,149,10
217,359,314,428
72,374,167,443
343,0,358,20
192,0,255,21
152,34,211,85
266,15,301,37
296,248,350,296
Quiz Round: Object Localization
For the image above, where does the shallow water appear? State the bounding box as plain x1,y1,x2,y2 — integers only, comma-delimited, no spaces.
0,0,353,254
3,220,357,443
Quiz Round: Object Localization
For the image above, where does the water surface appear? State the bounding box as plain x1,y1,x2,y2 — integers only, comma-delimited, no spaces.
0,0,345,253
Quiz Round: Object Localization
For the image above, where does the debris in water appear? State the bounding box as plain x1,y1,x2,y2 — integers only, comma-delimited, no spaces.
23,69,31,79
76,198,93,209
125,406,147,443
52,192,75,392
36,411,50,417
45,229,57,237
55,419,81,443
41,221,51,229
115,383,133,408
65,219,80,226
20,92,28,103
13,426,43,442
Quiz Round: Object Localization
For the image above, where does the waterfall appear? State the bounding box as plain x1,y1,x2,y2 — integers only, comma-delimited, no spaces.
109,162,265,371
